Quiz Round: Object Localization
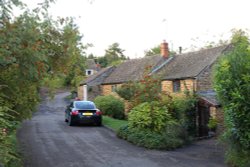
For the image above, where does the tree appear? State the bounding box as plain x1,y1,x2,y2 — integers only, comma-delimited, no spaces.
144,45,160,56
213,29,250,167
105,42,125,59
0,1,86,165
144,44,176,57
95,42,127,68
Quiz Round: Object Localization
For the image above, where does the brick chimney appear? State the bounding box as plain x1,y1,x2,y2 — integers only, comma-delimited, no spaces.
161,40,169,58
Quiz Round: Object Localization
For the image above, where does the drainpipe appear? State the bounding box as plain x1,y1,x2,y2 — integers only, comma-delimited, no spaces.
83,85,88,101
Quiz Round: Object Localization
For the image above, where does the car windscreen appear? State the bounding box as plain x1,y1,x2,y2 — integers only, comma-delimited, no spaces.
74,101,96,110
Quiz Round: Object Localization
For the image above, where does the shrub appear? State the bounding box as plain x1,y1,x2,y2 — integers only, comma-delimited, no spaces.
132,68,162,107
117,124,184,150
213,30,250,167
128,101,173,132
118,101,185,150
94,95,125,119
116,66,163,110
207,117,218,130
172,95,197,137
115,81,140,100
117,125,129,140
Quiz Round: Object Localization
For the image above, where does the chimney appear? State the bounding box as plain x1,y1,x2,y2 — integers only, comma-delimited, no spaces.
161,40,169,58
179,46,182,54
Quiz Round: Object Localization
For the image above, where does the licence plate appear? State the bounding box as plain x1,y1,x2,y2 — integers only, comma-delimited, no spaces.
82,112,93,116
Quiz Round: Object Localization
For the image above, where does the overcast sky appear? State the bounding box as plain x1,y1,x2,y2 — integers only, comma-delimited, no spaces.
22,0,250,58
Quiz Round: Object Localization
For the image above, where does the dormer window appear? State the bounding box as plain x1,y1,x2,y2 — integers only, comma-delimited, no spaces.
86,69,94,76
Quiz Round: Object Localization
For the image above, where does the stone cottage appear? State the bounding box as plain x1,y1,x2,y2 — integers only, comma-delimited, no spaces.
79,41,231,136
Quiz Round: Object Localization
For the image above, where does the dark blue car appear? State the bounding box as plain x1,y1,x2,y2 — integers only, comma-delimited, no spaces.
65,101,102,126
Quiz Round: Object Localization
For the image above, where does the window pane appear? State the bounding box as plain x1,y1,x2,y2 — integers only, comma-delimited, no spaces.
173,80,180,92
74,101,96,110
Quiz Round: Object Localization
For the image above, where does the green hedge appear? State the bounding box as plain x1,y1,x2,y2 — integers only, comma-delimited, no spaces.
94,95,125,119
117,124,184,150
213,30,250,167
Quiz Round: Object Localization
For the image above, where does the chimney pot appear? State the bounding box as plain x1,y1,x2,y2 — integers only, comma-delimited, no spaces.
161,40,169,58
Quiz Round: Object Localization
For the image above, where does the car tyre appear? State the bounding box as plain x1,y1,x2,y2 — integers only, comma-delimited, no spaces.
96,121,102,126
68,116,75,126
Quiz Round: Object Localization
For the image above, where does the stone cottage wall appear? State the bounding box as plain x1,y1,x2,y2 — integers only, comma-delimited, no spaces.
196,66,213,91
87,85,102,101
78,85,83,100
161,80,173,92
102,84,113,96
161,79,196,94
78,85,102,101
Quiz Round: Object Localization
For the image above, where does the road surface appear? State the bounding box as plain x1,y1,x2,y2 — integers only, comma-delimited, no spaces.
17,91,227,167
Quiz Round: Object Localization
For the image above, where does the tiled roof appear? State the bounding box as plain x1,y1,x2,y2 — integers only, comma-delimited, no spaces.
80,66,115,86
158,45,230,80
80,44,231,86
86,59,100,71
102,56,167,84
198,90,220,106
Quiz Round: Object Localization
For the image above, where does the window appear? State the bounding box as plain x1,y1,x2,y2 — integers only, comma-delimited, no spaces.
173,80,181,92
86,69,93,76
74,101,96,110
111,85,117,92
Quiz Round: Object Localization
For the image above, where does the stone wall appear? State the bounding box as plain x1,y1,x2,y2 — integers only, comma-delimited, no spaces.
78,85,102,101
102,84,113,96
161,80,172,92
87,85,102,101
181,79,196,92
161,79,195,94
78,85,83,100
196,66,213,91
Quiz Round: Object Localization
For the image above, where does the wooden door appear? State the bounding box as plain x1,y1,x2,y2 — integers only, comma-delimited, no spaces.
198,105,210,137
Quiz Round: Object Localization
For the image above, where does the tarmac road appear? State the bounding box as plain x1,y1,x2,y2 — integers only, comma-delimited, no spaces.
17,91,227,167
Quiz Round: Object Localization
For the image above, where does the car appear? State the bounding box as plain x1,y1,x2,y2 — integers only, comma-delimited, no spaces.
65,100,102,126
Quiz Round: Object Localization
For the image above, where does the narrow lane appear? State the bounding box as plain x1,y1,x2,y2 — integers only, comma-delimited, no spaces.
17,91,226,167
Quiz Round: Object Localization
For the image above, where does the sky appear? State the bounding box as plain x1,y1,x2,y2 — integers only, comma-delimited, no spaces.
21,0,250,58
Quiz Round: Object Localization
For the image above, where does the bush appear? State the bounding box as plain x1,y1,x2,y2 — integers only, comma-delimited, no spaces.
0,130,22,167
118,101,185,150
172,95,197,137
115,81,140,100
117,124,184,150
94,95,125,119
128,101,173,132
207,117,217,130
117,125,130,140
213,30,250,167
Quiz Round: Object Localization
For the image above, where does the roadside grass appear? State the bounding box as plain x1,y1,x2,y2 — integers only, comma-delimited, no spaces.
103,116,128,132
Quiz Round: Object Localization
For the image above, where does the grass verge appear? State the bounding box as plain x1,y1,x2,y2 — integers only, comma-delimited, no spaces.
103,116,128,132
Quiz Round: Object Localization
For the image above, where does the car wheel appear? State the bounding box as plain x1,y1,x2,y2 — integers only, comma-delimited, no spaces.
96,121,102,126
65,113,68,122
68,116,75,126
